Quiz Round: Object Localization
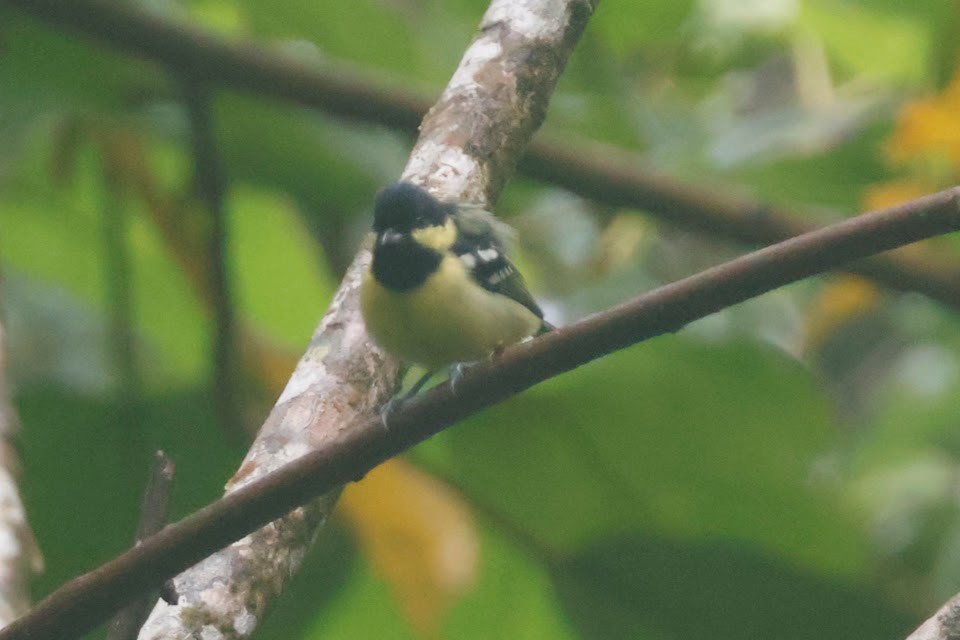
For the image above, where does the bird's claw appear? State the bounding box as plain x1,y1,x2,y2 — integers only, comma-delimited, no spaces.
378,397,403,430
448,362,473,394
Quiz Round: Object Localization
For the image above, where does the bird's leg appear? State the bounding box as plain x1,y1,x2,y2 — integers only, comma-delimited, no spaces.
448,346,509,395
378,370,435,429
405,370,435,398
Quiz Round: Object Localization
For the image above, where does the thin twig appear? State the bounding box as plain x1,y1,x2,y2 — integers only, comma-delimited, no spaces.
2,185,959,640
181,78,241,441
105,452,175,640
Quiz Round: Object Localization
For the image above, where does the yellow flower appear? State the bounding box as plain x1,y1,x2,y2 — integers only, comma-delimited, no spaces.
885,77,960,167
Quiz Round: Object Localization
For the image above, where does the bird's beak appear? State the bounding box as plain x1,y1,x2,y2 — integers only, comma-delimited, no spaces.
378,229,405,246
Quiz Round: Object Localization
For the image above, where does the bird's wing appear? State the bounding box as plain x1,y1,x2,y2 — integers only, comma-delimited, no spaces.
452,206,545,321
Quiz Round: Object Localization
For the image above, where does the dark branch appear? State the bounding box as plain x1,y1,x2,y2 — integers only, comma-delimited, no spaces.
181,78,242,440
6,0,960,312
136,453,175,553
3,186,960,640
520,137,960,309
105,452,175,640
0,0,425,131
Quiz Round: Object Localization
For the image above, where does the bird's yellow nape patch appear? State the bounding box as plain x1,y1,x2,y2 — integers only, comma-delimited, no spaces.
412,218,457,251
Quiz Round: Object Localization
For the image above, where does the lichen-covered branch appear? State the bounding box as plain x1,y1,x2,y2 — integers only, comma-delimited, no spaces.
905,593,960,640
0,321,42,627
403,1,593,203
134,1,595,639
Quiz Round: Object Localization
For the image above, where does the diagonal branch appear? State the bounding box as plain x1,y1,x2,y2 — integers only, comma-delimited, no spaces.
131,1,596,639
3,184,960,640
905,593,960,640
6,0,960,310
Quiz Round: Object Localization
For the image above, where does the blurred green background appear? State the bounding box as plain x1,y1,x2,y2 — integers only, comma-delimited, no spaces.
3,0,960,638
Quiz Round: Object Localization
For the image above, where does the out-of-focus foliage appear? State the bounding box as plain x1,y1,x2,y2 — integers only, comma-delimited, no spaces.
2,0,960,638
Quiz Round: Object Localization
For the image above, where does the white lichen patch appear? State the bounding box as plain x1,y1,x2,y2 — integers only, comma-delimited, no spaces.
276,350,330,405
200,625,225,640
0,527,19,561
233,609,258,635
446,39,503,94
404,141,481,199
483,0,568,40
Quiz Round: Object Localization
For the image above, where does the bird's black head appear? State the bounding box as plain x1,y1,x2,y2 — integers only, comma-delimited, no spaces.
373,183,450,234
370,183,453,292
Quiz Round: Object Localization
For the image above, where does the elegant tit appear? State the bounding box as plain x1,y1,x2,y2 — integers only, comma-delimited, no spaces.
361,182,549,383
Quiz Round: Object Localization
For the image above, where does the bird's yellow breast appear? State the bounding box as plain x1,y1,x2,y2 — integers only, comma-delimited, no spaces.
361,254,541,369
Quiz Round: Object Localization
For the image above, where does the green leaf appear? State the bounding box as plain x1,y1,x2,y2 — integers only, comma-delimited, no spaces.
0,12,160,113
214,94,387,220
553,536,915,640
416,337,867,577
300,553,417,640
232,0,417,74
800,0,930,83
444,526,579,640
17,389,239,609
0,139,209,384
230,185,336,346
590,0,696,53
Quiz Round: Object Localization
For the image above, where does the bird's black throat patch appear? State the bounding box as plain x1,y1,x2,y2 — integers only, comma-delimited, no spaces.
372,236,443,292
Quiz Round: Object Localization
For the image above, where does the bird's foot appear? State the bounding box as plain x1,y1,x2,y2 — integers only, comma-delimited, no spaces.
448,361,476,395
377,370,436,430
378,397,403,430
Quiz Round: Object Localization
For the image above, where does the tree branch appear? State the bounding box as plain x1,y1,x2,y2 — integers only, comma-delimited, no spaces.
0,320,41,629
0,0,425,131
519,137,960,309
6,0,960,311
105,452,175,640
905,593,960,640
181,78,243,440
2,184,960,640
131,1,595,639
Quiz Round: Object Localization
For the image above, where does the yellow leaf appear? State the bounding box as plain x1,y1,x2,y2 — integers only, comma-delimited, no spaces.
861,180,932,213
885,75,960,168
340,459,479,638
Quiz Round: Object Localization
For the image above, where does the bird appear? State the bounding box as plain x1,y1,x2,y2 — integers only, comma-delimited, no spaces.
361,182,550,399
